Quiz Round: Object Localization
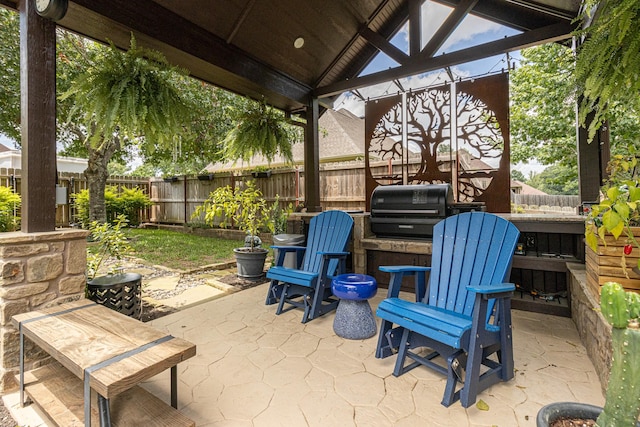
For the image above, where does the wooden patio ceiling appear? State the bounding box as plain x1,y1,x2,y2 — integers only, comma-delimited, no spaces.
3,0,582,113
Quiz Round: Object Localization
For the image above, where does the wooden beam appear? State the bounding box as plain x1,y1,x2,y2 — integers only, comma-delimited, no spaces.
315,21,575,97
19,0,57,232
304,98,321,212
0,0,17,10
70,0,312,106
431,0,573,31
421,0,478,58
577,108,608,203
359,26,408,65
408,0,422,56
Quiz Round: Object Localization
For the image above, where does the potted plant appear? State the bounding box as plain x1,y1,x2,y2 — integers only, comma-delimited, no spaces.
537,282,640,427
585,151,640,287
222,97,297,166
193,180,274,279
251,168,272,179
86,215,143,318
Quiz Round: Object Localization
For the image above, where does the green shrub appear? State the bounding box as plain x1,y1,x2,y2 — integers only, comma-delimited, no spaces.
73,186,151,227
87,215,131,280
0,186,20,232
111,187,152,226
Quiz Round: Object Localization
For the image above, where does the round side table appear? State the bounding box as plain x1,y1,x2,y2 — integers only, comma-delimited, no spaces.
331,274,378,340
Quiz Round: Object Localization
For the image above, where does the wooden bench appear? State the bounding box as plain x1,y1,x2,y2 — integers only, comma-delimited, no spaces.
12,300,196,427
18,362,194,426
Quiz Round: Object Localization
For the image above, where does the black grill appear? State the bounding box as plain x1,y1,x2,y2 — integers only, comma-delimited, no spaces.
370,184,484,238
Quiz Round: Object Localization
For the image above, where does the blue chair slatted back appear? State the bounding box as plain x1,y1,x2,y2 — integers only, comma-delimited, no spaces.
301,210,353,276
427,212,519,319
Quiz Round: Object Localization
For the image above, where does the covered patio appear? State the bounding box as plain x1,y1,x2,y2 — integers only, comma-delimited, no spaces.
0,0,613,425
6,283,603,426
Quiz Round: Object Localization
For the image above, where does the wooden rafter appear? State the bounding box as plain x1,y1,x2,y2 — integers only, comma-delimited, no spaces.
315,21,575,97
359,26,408,65
421,0,479,58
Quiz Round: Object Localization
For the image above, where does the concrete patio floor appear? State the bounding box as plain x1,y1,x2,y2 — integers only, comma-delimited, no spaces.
6,283,604,426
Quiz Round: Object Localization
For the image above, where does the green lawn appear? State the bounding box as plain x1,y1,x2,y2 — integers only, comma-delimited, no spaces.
125,228,244,270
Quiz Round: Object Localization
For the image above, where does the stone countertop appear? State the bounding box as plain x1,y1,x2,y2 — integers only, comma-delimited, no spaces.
498,213,586,223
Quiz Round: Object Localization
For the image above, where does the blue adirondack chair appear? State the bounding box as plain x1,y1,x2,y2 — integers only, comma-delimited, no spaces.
375,212,519,408
265,210,354,323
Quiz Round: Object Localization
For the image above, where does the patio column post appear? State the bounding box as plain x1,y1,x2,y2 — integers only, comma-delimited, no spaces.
0,1,90,394
304,97,322,212
576,104,609,204
19,0,58,232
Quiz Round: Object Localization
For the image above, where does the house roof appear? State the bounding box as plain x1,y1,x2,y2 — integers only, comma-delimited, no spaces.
207,108,365,171
511,179,548,195
1,0,581,113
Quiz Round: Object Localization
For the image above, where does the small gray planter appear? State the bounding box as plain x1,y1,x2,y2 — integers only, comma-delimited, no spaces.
234,248,268,279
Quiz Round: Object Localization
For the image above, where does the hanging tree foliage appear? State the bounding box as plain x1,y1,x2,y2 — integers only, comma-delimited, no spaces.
576,0,640,140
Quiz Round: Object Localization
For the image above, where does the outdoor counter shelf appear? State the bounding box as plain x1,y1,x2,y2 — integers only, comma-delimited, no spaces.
12,300,197,427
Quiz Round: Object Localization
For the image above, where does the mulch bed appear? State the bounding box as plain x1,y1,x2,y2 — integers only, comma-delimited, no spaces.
141,273,268,322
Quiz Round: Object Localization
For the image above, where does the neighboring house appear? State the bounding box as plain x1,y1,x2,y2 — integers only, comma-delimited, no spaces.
206,108,366,172
511,179,548,195
0,144,88,174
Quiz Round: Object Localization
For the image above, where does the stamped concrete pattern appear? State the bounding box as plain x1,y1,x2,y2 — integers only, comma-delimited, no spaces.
133,284,605,427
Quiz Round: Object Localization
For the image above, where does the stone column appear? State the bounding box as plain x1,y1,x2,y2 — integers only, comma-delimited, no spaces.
0,229,89,391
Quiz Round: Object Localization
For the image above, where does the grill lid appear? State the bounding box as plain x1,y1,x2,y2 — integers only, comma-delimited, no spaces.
371,184,453,218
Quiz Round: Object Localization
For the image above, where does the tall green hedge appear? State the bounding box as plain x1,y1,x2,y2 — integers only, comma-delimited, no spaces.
0,186,20,232
73,186,151,227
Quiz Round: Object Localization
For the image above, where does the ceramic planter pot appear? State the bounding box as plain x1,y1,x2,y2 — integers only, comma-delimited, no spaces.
536,402,601,427
537,402,640,427
234,247,268,279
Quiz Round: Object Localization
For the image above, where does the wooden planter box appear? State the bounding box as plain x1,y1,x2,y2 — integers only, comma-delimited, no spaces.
585,226,640,302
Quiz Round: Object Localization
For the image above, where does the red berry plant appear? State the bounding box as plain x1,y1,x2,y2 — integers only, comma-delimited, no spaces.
585,150,640,278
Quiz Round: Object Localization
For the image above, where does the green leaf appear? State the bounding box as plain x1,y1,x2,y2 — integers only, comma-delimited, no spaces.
476,399,490,411
585,231,599,252
629,186,640,202
602,210,623,234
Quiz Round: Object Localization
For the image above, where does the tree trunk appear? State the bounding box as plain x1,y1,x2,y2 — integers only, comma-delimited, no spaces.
85,131,120,223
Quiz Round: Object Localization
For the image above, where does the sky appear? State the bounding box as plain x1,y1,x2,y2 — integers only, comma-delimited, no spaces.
331,1,544,177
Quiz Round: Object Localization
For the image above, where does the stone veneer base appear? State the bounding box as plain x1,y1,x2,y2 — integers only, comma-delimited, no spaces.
568,262,611,393
0,229,89,392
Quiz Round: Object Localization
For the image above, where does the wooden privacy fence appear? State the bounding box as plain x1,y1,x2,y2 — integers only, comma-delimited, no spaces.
0,168,150,228
511,194,580,211
151,162,371,225
1,164,582,229
152,162,584,225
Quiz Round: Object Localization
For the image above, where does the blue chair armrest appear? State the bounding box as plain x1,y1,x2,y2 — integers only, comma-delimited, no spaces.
271,245,307,267
318,251,349,258
379,265,431,273
271,245,307,253
379,265,431,300
467,283,515,296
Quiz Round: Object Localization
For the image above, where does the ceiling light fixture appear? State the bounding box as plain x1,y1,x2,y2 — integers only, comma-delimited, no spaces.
293,37,305,49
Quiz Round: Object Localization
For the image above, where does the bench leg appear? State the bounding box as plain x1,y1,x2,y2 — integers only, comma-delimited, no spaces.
19,324,25,407
98,395,111,427
171,366,178,409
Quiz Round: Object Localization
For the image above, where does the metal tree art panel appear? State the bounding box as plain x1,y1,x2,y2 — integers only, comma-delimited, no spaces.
365,73,510,212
